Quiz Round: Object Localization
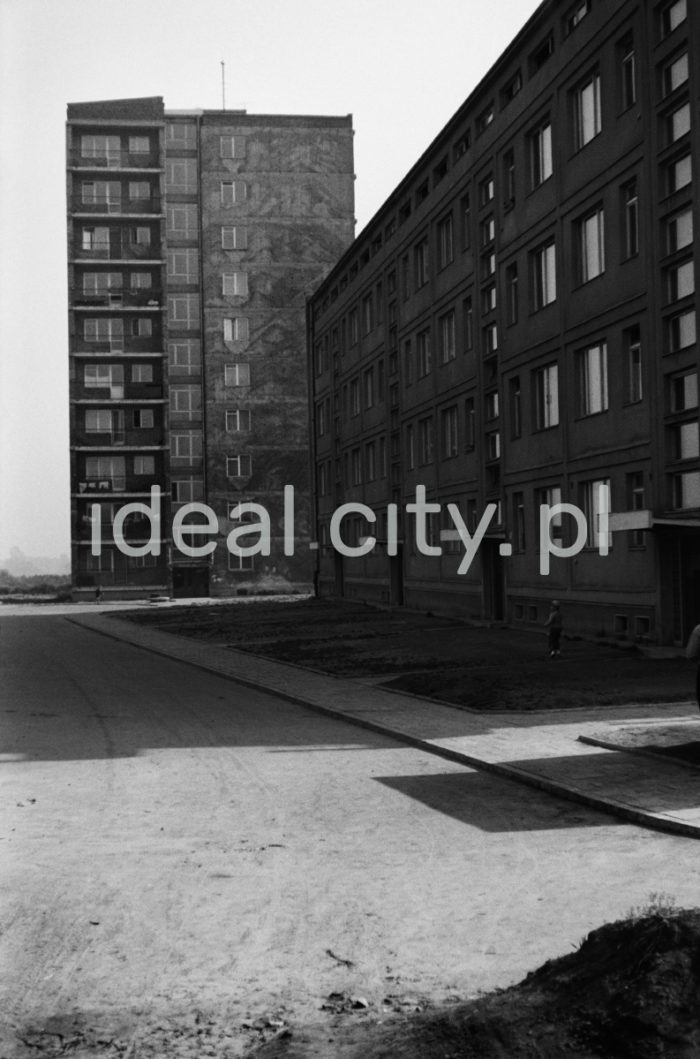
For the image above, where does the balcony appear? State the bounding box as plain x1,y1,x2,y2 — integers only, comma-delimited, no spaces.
72,288,163,309
69,149,161,170
73,240,162,263
72,194,162,216
76,475,163,495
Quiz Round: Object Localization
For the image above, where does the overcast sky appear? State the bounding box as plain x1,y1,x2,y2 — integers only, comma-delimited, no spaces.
0,0,542,559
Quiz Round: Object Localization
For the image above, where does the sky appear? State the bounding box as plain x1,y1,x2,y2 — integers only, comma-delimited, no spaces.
0,0,542,560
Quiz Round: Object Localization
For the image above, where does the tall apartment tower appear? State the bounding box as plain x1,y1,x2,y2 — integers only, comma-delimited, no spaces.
308,0,699,645
67,96,354,599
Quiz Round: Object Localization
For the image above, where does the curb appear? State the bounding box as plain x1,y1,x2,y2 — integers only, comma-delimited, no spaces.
66,615,700,841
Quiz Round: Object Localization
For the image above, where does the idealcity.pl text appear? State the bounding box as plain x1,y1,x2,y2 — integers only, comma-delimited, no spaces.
90,484,612,577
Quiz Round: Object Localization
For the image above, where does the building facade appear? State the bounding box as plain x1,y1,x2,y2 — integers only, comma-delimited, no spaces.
308,0,698,644
67,97,354,599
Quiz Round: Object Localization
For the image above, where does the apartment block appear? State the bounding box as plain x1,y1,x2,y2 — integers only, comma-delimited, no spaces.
307,0,698,644
67,96,354,598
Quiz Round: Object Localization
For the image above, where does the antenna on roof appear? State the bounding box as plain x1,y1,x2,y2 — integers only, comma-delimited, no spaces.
221,60,226,110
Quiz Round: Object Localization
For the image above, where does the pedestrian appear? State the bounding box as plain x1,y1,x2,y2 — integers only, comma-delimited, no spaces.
685,622,700,710
95,585,102,603
545,599,563,658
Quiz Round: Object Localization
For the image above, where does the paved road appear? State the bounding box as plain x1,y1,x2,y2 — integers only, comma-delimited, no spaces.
2,615,700,1057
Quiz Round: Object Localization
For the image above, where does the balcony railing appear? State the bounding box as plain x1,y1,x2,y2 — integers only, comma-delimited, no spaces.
72,196,162,215
74,241,161,261
72,289,163,309
69,149,161,169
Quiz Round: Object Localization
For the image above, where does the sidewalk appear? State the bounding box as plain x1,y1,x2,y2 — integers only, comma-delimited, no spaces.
68,611,700,840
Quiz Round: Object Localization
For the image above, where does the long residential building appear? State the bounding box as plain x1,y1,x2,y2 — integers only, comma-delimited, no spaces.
307,0,698,644
67,96,354,599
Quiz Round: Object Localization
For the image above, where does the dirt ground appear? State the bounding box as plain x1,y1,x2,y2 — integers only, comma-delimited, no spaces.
247,908,700,1058
116,598,692,712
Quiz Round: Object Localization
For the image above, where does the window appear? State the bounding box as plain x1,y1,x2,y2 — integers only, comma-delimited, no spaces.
168,340,201,376
672,471,700,509
224,363,251,387
130,272,152,290
667,259,695,302
439,311,456,363
167,249,198,282
227,455,252,478
463,296,474,350
465,397,476,450
172,479,204,503
221,226,248,250
480,215,495,246
661,0,687,37
577,207,605,283
581,478,612,549
486,431,501,460
460,194,471,248
81,134,120,160
668,154,692,193
403,339,414,385
166,122,196,148
134,455,155,476
502,71,522,105
513,492,526,552
485,391,499,421
663,51,689,96
672,421,699,460
620,35,636,109
166,160,197,194
363,367,375,408
226,410,251,432
574,72,602,149
349,307,359,343
223,272,248,297
534,363,559,428
483,323,498,356
129,181,151,202
509,376,522,437
133,409,154,429
506,263,519,324
129,135,150,156
532,240,556,308
228,552,255,572
531,121,553,186
577,342,608,415
627,471,647,546
83,364,124,396
223,317,249,343
482,284,497,313
479,175,495,206
625,326,643,403
221,181,247,205
365,442,376,482
503,149,516,205
530,34,554,73
220,135,245,158
170,386,201,417
667,103,691,144
406,423,415,470
131,364,154,383
85,410,112,433
350,448,362,486
131,318,152,338
85,456,126,490
82,271,121,294
477,103,495,134
414,239,429,288
437,214,454,268
668,207,693,252
167,204,197,239
671,372,698,411
539,486,563,541
81,180,120,205
350,377,361,416
481,251,496,280
81,226,111,253
418,417,434,464
622,181,639,258
453,131,471,160
441,406,459,458
362,292,374,334
417,329,432,376
83,318,123,344
168,294,199,328
565,1,589,33
669,309,696,351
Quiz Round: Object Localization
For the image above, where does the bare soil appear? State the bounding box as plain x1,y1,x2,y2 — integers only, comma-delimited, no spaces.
246,909,700,1058
117,598,692,712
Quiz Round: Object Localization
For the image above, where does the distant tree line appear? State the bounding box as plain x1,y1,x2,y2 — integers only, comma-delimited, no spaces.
0,571,72,597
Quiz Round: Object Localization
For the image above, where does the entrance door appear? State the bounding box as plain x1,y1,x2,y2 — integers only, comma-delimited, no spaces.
172,566,210,598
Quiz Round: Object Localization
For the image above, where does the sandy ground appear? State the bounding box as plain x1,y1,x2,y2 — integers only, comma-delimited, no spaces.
2,613,700,1057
